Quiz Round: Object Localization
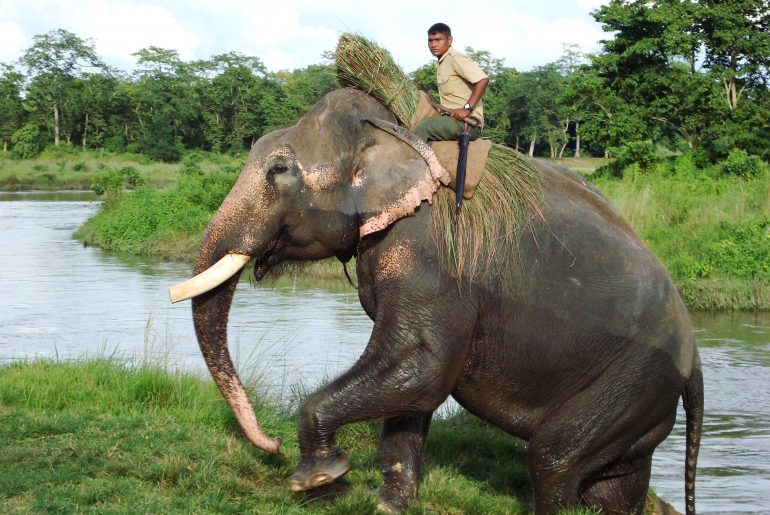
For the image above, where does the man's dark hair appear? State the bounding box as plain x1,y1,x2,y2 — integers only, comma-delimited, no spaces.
428,23,451,36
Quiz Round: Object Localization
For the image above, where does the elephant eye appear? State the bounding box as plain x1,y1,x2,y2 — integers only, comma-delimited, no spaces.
267,163,289,178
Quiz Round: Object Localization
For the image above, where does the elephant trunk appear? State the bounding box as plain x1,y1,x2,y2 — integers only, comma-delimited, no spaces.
190,236,282,455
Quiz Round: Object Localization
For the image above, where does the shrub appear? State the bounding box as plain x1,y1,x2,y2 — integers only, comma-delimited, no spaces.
91,166,145,197
595,140,660,178
10,123,43,159
180,153,204,176
121,166,144,189
72,161,89,172
672,152,697,176
41,143,80,158
617,140,659,172
719,149,766,178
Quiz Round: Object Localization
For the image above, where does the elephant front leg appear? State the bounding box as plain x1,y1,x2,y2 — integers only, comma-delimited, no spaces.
377,413,433,513
288,309,470,495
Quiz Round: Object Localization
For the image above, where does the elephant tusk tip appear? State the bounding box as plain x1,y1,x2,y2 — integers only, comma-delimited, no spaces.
168,284,190,304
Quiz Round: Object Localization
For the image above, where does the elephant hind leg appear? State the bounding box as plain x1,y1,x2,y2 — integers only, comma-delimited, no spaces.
580,454,653,515
528,403,677,514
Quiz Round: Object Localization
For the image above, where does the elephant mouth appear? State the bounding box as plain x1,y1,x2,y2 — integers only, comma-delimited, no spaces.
252,256,271,281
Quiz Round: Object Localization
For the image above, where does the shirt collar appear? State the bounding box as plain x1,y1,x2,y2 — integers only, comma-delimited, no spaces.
437,46,454,64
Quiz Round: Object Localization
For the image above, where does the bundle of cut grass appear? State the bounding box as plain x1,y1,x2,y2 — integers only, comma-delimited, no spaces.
431,144,544,282
335,33,544,280
335,33,420,126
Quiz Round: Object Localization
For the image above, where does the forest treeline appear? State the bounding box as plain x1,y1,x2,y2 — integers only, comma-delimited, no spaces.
1,0,769,165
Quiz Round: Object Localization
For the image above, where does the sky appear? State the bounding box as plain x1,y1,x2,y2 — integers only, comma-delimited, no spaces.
0,0,609,74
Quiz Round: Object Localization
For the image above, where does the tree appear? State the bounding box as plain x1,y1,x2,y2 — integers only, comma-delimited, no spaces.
699,0,770,110
592,1,725,152
20,29,105,147
275,63,338,120
74,72,121,150
507,65,569,157
130,47,198,160
590,0,770,160
559,62,645,158
10,122,43,159
0,64,26,153
409,61,437,97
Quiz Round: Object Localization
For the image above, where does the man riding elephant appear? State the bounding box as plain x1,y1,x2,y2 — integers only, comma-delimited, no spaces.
413,22,489,144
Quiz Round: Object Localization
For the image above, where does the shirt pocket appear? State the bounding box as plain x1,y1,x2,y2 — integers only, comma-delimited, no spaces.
436,73,450,95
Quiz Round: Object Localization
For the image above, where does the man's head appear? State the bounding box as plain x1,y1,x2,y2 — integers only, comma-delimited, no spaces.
427,23,452,59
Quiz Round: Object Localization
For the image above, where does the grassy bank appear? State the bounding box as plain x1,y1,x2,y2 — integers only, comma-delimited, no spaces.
76,152,769,310
6,149,768,309
0,359,676,514
0,148,245,192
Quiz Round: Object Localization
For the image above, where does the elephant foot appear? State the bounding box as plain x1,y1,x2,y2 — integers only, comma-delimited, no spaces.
377,463,418,513
376,499,404,514
289,447,350,492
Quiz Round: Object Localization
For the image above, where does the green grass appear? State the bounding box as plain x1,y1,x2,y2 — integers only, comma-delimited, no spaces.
0,360,678,514
0,148,245,192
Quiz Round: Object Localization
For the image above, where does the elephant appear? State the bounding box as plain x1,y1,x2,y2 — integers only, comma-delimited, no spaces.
170,88,703,514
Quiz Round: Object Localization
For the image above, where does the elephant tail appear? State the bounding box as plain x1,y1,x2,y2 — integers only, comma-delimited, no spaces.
683,348,704,515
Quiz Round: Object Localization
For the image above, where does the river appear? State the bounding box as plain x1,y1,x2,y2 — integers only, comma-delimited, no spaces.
0,192,768,513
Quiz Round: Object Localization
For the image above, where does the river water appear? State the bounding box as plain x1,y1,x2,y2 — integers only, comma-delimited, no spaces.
0,192,768,514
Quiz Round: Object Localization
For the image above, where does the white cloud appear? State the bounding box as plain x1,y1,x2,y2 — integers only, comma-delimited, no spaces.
230,3,338,70
576,0,607,11
0,22,27,64
0,0,608,73
68,1,200,68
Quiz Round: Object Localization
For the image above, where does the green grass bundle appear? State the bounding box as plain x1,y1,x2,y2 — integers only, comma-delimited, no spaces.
335,33,420,126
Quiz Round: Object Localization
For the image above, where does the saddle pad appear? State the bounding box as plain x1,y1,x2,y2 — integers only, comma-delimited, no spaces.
432,138,492,199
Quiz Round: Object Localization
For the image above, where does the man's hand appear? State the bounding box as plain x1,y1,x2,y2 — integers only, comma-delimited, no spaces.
450,108,472,121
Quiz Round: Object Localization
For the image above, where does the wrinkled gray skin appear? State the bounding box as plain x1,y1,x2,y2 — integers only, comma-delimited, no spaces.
191,88,703,514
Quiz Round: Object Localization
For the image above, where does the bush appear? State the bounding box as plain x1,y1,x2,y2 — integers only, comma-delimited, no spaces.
719,148,766,178
595,140,660,178
72,161,89,172
40,143,81,158
672,152,698,176
10,123,43,159
180,153,204,176
616,140,659,171
91,166,145,197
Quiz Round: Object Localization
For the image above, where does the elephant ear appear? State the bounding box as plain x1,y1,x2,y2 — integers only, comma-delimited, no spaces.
352,118,450,237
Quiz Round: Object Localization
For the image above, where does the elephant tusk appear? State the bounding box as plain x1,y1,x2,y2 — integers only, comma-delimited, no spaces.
168,253,251,303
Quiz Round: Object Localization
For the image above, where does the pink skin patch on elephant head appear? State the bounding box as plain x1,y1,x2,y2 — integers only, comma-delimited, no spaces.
301,164,341,192
413,138,451,186
377,242,417,280
260,146,341,192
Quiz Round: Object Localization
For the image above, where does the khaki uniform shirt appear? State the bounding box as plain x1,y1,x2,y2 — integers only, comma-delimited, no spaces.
437,47,488,125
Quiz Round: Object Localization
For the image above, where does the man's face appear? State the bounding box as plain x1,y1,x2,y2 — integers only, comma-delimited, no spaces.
428,32,452,59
